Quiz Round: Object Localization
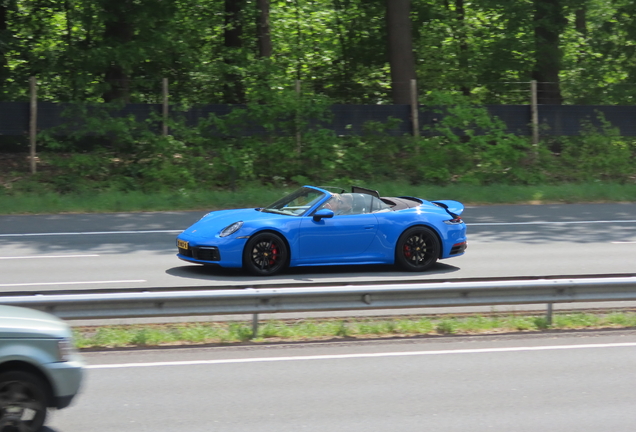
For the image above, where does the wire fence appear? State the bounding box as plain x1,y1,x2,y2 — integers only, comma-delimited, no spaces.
5,78,636,106
2,78,636,164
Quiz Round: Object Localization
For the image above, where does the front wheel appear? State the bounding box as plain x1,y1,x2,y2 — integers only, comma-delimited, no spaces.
395,227,441,272
243,232,288,276
0,371,48,432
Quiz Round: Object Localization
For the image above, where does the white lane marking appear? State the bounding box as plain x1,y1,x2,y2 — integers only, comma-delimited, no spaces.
0,280,145,287
470,220,636,226
0,220,634,237
0,255,99,260
86,341,636,369
612,241,636,244
2,221,635,236
0,230,181,237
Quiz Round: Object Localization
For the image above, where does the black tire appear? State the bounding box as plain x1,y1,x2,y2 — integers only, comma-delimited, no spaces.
395,226,441,272
0,371,48,432
243,232,288,276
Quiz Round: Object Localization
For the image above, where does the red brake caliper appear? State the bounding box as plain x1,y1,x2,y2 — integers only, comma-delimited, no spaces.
270,243,278,265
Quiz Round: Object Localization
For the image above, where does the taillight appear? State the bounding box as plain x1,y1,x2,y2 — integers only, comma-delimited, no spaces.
444,216,463,225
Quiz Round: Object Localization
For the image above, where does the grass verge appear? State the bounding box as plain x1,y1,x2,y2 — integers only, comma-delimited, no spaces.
72,311,636,350
2,182,636,215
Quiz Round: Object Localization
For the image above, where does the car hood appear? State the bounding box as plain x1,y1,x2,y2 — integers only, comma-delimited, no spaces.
0,305,71,339
181,208,291,238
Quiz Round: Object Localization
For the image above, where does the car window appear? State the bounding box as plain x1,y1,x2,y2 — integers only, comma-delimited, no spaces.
318,193,354,216
262,187,327,216
318,193,391,216
370,196,391,213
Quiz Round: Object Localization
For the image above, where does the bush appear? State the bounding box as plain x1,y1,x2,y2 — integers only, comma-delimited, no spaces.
555,113,636,182
414,90,541,185
15,91,634,195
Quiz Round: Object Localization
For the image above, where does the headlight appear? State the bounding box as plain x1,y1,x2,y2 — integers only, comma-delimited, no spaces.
57,338,75,362
220,221,243,237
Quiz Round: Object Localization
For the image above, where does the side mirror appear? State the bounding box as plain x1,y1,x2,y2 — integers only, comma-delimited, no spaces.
313,208,334,222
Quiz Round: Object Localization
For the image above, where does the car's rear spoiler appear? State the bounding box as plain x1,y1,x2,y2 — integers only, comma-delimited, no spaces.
431,200,464,216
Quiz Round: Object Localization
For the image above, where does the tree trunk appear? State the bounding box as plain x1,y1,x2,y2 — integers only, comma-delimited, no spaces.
0,2,10,96
386,0,416,105
256,0,271,58
454,0,470,96
532,0,566,104
101,0,133,103
575,4,586,36
223,0,246,104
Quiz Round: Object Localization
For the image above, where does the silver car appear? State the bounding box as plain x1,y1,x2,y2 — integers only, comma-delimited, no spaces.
0,305,84,432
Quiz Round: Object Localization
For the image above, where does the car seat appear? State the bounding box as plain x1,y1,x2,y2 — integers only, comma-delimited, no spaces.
351,193,372,214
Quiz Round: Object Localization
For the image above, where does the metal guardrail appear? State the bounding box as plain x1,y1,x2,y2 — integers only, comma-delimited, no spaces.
2,277,636,327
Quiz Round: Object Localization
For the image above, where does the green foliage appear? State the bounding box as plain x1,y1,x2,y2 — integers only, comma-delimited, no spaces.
0,89,627,195
4,0,636,198
228,323,254,342
532,317,550,330
37,103,211,193
412,91,540,185
72,310,636,348
333,321,350,337
4,0,636,105
436,319,457,335
555,113,636,182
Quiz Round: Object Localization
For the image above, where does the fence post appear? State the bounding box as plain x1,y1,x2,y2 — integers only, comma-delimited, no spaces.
410,79,420,139
530,80,539,147
29,76,38,175
295,80,301,155
162,78,169,136
411,79,420,156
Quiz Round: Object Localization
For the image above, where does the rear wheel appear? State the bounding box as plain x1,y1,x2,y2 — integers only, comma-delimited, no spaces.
0,371,48,432
243,232,288,276
395,227,440,272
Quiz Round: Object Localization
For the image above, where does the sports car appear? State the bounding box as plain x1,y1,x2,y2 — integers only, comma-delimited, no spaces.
176,185,467,276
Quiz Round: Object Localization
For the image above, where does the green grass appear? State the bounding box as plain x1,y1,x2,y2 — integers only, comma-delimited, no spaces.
72,311,636,349
2,181,636,215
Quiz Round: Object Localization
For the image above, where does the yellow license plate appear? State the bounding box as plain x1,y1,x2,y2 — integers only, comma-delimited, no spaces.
177,239,189,249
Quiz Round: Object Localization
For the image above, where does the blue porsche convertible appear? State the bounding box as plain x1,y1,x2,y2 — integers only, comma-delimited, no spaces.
176,185,467,276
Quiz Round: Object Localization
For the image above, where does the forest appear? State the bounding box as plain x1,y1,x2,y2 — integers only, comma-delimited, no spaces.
1,0,635,193
3,0,636,105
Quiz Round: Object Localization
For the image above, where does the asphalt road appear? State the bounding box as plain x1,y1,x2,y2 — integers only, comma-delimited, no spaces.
45,331,636,432
2,205,636,431
1,203,634,293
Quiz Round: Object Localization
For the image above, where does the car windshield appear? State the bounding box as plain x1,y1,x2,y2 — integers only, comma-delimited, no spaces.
260,187,327,216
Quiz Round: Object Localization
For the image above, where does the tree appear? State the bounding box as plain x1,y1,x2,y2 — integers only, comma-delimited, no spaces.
256,0,272,58
101,0,134,102
222,0,246,104
451,0,470,96
386,0,416,104
0,0,12,97
532,0,567,104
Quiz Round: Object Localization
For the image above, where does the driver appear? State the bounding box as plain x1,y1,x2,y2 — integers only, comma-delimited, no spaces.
323,193,353,215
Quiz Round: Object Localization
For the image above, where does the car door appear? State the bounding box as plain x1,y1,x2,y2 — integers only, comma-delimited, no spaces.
296,213,378,264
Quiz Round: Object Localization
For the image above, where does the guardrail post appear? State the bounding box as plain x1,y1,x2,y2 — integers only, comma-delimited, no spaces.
252,313,259,338
546,303,553,326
